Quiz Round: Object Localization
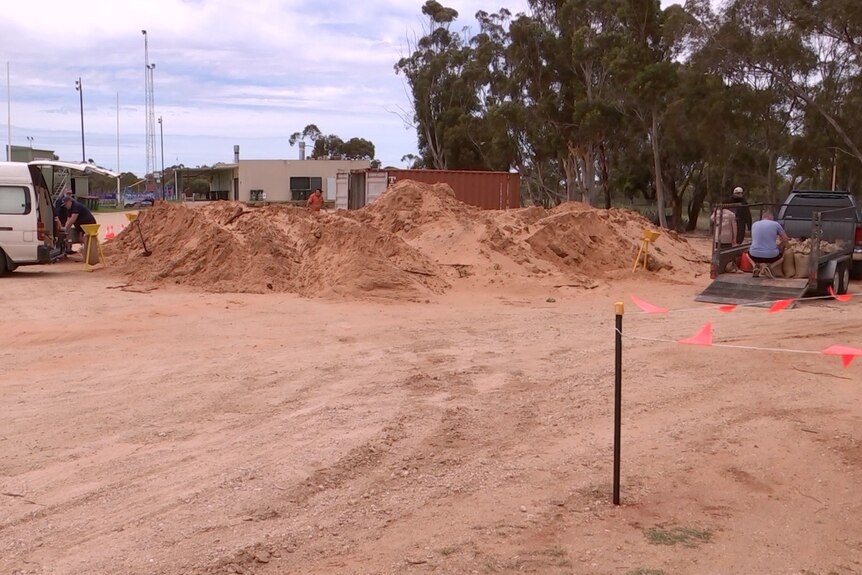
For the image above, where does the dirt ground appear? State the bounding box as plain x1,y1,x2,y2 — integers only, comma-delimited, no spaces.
2,219,861,575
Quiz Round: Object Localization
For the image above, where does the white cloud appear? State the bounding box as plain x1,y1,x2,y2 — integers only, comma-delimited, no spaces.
6,0,695,173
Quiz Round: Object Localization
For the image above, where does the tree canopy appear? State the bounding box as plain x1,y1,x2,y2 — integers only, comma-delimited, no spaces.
397,0,862,228
290,124,379,165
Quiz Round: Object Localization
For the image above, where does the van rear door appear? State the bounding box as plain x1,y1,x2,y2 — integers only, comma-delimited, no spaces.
28,165,54,245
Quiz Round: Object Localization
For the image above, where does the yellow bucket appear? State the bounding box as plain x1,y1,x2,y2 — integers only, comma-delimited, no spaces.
643,229,661,243
80,223,101,237
78,224,104,268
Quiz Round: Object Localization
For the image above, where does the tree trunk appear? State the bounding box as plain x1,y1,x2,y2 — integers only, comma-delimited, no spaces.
575,155,586,202
650,110,668,229
598,142,611,209
583,146,596,206
424,123,446,169
562,155,577,202
767,151,778,206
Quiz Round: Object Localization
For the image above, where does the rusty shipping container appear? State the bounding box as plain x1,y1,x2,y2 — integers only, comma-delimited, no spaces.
387,169,520,210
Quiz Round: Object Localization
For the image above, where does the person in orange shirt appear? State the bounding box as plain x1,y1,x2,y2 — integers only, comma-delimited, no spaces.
307,188,324,212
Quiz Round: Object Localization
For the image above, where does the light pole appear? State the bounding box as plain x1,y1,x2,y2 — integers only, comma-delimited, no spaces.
158,116,165,200
26,136,33,148
142,30,155,195
74,78,85,162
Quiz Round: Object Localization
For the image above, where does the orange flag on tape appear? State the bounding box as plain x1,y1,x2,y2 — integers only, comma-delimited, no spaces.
821,345,862,368
630,295,669,314
678,323,713,346
719,305,737,313
769,299,794,313
827,286,853,302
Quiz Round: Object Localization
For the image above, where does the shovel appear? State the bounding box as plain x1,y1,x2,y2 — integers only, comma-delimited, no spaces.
125,212,152,257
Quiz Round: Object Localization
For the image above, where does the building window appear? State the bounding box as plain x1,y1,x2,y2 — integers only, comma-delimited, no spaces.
290,176,322,201
0,186,30,215
250,189,266,201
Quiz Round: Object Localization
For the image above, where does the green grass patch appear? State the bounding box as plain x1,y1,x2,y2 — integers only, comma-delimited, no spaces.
644,526,712,547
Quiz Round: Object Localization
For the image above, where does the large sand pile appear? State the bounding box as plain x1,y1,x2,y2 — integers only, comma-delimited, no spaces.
352,181,706,287
106,180,707,298
105,202,447,299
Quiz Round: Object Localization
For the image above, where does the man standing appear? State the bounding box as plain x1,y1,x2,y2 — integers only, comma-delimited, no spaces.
749,210,790,278
710,206,738,250
727,186,752,244
61,195,97,249
711,205,739,272
306,188,324,212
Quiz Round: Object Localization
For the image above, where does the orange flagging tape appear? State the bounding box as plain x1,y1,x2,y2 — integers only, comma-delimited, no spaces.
621,329,859,369
821,345,862,368
768,299,794,313
827,286,854,302
678,323,713,346
630,295,669,314
627,290,859,317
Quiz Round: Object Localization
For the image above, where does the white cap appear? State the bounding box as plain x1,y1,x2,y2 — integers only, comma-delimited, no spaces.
732,187,744,197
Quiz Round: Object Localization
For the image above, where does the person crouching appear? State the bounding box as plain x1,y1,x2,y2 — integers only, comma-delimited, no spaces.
61,195,97,254
749,210,790,278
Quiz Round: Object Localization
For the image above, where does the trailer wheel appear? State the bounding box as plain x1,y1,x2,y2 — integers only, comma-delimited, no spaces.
833,262,850,295
852,260,862,282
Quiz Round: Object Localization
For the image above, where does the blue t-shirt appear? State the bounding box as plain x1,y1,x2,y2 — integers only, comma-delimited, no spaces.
749,219,784,258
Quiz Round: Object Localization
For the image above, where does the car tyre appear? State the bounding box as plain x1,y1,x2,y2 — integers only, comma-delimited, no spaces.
0,250,7,276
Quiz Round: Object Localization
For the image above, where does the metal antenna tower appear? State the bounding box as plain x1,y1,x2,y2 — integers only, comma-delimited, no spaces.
142,30,157,196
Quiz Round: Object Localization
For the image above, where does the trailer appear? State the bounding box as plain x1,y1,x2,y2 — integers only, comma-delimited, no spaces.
696,191,861,306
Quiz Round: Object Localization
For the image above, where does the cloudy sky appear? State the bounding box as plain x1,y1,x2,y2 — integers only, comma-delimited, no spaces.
1,0,673,176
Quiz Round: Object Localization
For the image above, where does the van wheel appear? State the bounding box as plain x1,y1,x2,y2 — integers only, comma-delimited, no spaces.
0,251,7,276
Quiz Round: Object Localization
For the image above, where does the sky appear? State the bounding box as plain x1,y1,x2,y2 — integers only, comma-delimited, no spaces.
1,0,673,177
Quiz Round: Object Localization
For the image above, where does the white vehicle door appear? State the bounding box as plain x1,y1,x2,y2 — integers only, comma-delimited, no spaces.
28,160,119,179
0,184,36,262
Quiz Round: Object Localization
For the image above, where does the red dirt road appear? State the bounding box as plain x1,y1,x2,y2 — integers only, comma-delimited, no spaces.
1,257,861,574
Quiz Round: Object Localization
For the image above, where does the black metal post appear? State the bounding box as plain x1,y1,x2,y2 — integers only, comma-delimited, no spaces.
613,302,624,505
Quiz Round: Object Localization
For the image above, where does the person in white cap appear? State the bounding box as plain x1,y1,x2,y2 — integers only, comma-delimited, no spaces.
726,186,752,244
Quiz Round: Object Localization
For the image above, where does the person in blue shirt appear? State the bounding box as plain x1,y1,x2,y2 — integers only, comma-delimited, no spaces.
749,210,789,278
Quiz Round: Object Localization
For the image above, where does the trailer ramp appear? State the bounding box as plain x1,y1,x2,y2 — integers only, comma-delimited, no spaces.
695,274,810,306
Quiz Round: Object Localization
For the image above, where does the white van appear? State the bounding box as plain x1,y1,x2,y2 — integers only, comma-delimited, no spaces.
0,160,118,275
0,162,57,274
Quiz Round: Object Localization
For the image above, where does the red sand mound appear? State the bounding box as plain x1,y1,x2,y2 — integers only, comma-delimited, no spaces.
105,202,447,299
354,180,706,287
106,180,707,297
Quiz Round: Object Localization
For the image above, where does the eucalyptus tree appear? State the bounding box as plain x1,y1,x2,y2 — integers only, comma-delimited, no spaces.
395,1,491,170
714,0,862,180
